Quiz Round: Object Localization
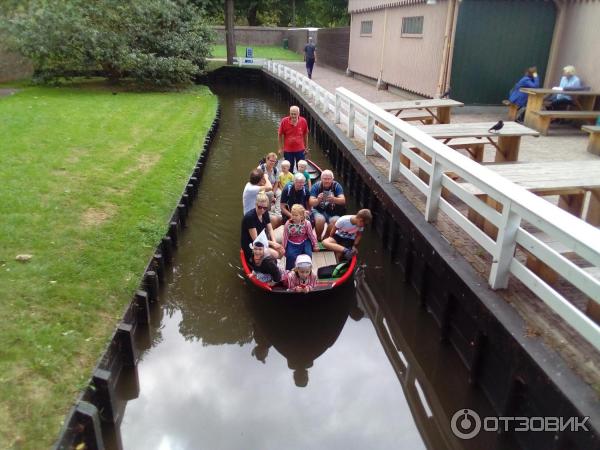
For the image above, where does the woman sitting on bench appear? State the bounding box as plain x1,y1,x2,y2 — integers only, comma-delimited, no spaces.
547,65,582,111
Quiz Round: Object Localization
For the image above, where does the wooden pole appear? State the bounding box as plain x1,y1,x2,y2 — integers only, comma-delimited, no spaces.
224,0,236,65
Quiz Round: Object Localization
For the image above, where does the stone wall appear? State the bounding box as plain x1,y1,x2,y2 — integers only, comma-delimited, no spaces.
0,43,33,82
315,27,350,72
213,26,316,53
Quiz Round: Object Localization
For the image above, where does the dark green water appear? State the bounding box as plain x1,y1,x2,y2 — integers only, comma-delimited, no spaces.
119,83,516,450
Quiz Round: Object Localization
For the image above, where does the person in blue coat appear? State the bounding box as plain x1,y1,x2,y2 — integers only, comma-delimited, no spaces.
507,66,539,122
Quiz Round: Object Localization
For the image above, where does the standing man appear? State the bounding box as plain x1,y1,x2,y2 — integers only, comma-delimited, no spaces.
304,36,317,79
278,105,308,173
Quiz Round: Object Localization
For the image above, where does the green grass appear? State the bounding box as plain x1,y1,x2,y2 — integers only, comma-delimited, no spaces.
0,80,217,447
210,44,303,61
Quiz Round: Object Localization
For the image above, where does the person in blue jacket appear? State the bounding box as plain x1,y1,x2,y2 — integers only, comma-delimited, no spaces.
507,66,539,122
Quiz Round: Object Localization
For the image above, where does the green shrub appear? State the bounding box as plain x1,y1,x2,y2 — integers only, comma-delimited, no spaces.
3,0,215,87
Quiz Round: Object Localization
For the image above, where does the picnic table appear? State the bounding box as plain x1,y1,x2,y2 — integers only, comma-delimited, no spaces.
414,121,539,162
582,125,600,155
464,161,600,237
376,99,464,124
463,160,600,304
520,88,600,134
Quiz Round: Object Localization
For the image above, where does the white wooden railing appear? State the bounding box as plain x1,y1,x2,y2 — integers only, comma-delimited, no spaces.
264,60,600,352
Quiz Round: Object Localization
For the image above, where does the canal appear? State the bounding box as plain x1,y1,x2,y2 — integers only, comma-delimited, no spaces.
118,81,518,450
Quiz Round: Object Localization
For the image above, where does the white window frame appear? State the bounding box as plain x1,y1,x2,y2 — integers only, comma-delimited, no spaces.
401,16,424,38
360,20,373,36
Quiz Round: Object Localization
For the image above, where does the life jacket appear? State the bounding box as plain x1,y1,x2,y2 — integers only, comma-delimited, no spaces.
314,180,346,216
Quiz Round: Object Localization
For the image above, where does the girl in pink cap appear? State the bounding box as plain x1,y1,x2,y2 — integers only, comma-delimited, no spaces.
286,254,317,293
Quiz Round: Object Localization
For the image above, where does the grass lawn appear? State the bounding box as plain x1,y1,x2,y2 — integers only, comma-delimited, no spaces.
0,80,217,447
210,44,303,61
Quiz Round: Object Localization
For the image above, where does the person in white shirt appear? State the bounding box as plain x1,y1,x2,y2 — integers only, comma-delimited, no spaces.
322,209,372,261
242,168,271,214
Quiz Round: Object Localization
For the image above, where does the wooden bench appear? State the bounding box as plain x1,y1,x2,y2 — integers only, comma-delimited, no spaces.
504,101,519,121
396,110,434,124
531,110,600,135
582,125,600,156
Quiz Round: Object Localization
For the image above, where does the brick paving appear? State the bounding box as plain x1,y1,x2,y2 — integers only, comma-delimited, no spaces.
281,61,600,392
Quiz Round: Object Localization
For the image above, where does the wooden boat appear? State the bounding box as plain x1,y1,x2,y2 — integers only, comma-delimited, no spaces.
240,249,357,294
240,157,356,294
305,158,322,182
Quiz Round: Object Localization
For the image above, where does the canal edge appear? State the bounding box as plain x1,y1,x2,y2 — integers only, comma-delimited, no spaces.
53,102,222,450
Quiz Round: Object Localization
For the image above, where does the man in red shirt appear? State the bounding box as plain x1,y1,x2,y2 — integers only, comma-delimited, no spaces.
278,105,309,172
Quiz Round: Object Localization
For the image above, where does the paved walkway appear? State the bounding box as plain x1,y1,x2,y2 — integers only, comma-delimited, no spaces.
280,61,600,392
283,61,596,163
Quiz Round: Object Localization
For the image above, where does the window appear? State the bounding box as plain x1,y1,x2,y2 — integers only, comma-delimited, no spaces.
360,20,373,35
401,16,424,37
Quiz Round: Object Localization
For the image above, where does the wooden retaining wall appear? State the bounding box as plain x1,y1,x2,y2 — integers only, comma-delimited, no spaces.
53,107,221,450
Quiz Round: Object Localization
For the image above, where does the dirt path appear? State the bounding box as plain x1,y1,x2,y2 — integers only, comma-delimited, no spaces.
0,88,19,98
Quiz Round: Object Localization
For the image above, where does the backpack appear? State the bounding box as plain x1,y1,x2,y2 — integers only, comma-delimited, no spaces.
317,262,349,279
283,182,309,207
315,181,346,216
258,161,278,179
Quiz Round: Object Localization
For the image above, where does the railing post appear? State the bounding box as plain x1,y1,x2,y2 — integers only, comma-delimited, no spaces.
348,103,355,138
335,93,341,124
489,200,521,289
425,156,443,222
365,113,375,156
389,132,402,182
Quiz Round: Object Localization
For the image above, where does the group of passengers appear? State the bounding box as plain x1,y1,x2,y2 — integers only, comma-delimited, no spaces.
240,105,372,292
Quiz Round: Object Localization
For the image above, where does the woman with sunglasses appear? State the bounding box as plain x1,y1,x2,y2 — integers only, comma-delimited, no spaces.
258,151,283,228
241,192,284,261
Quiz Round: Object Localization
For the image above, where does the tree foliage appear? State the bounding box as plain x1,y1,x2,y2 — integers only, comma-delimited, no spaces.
190,0,349,27
3,0,215,86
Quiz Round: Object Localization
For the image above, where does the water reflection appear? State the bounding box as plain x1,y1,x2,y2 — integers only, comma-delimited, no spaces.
247,289,358,387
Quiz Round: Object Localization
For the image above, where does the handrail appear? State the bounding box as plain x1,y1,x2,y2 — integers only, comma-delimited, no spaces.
263,60,600,352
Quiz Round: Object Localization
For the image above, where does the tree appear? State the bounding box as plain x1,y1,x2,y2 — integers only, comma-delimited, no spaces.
3,0,215,86
224,0,236,64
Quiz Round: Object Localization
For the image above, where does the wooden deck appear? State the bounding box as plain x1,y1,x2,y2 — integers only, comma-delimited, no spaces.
273,225,338,273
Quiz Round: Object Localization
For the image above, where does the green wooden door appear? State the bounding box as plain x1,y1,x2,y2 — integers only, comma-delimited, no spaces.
450,0,556,105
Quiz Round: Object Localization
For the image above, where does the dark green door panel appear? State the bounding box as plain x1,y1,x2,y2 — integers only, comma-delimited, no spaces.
450,0,556,105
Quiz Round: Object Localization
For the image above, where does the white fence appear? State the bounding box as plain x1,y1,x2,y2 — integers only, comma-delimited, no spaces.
264,60,600,352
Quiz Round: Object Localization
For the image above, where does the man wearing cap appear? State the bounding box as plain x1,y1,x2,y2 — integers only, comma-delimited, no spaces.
304,37,316,79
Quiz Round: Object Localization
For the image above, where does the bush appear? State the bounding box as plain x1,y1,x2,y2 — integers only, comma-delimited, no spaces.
3,0,215,87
